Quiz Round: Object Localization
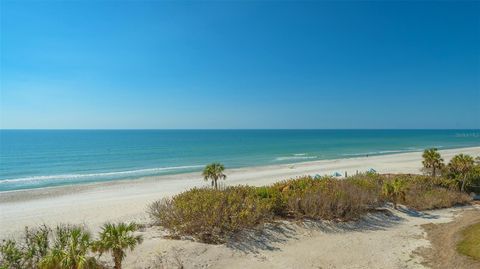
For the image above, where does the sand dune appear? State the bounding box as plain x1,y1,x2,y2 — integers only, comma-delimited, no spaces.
124,205,480,269
1,147,480,268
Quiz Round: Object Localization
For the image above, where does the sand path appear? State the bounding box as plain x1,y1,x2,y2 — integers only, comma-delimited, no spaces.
124,205,480,269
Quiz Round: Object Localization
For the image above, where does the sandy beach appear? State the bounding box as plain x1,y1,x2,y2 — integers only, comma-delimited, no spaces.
1,146,479,237
1,147,480,268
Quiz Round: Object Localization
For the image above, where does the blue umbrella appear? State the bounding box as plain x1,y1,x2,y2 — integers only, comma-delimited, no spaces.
368,168,377,173
332,172,342,177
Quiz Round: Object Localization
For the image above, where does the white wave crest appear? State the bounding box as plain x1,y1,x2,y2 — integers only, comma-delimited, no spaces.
0,165,204,185
275,156,317,161
341,149,416,157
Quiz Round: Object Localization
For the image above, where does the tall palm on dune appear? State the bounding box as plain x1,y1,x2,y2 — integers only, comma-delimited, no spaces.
422,148,444,178
202,163,226,190
92,222,142,269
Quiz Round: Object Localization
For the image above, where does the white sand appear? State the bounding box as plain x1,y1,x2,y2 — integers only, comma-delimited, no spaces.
1,147,480,268
1,147,479,237
125,205,480,269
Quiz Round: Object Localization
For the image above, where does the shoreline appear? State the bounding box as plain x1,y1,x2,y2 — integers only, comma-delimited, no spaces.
1,146,479,237
2,145,479,199
2,144,479,194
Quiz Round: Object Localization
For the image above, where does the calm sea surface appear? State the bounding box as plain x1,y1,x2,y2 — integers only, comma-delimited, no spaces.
1,130,479,191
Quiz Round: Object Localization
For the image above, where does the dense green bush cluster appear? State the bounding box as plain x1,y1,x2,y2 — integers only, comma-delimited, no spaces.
150,173,471,243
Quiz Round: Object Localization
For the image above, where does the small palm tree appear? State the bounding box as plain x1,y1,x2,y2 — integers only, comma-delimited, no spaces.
422,148,444,178
382,178,407,209
93,222,143,269
202,163,226,190
39,225,97,269
448,154,475,192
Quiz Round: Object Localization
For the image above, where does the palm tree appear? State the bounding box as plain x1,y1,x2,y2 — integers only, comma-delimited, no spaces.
382,178,407,209
448,154,475,192
422,148,444,178
93,222,142,269
39,225,97,269
202,163,226,190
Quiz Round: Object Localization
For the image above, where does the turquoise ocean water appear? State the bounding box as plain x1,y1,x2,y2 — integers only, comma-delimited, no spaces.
0,130,479,192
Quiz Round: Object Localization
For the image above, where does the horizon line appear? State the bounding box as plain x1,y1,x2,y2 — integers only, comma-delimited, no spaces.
1,128,480,131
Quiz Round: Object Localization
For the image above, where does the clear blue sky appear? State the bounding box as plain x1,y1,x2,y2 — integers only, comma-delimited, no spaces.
1,1,479,129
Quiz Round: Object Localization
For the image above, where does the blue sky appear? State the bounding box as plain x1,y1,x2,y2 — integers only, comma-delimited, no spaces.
1,1,479,129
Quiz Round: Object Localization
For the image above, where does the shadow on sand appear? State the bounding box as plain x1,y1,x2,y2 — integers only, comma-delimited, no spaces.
226,209,404,254
396,206,440,219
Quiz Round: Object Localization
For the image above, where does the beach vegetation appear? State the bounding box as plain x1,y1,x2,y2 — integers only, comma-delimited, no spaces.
282,177,381,220
0,225,52,269
382,178,407,209
149,175,382,243
148,186,273,243
403,182,470,210
39,225,98,269
0,222,146,269
380,175,470,210
422,148,444,178
202,163,226,190
92,222,142,269
446,154,476,192
0,240,23,269
149,171,471,244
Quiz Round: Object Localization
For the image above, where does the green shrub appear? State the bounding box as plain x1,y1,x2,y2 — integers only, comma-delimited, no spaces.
404,184,471,210
148,173,472,244
254,186,285,215
0,225,52,269
149,186,273,243
283,178,381,220
148,177,383,242
380,174,471,210
23,225,51,268
0,239,23,269
271,176,319,195
349,173,384,193
382,178,407,209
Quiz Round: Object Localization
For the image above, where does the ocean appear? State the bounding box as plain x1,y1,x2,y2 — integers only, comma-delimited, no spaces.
0,129,479,191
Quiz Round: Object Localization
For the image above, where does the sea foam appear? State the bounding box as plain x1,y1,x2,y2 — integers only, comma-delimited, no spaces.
0,165,204,185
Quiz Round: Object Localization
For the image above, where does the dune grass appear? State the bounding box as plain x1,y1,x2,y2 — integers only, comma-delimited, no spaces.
457,222,480,260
